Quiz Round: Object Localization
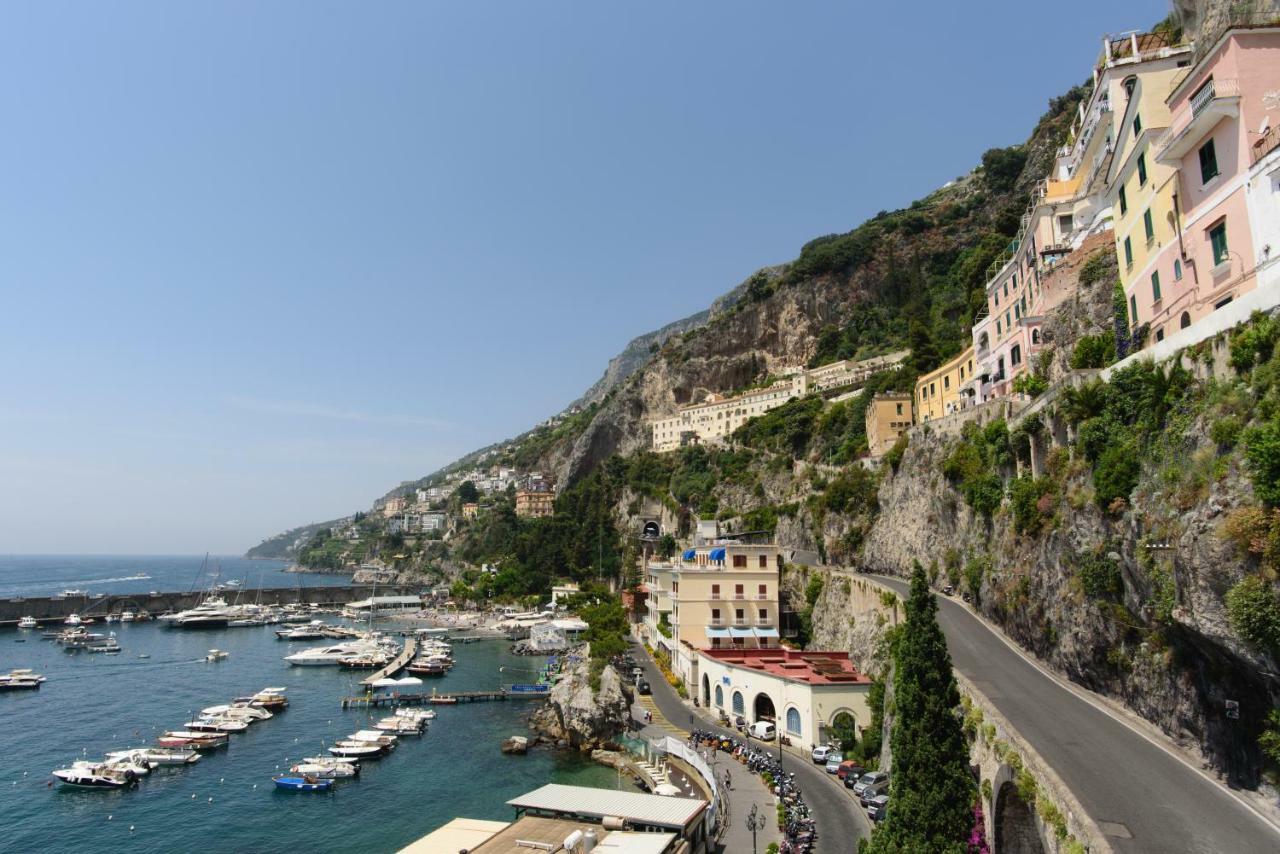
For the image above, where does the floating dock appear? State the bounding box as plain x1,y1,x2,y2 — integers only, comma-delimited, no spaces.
359,637,417,687
340,688,548,709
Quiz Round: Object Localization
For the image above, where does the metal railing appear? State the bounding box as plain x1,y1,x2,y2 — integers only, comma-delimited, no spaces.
1253,124,1280,166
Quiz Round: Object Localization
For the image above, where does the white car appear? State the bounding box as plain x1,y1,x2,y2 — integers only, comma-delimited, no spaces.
811,745,834,763
749,721,776,741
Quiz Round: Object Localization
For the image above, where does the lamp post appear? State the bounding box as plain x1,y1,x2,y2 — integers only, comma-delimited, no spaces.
746,803,767,854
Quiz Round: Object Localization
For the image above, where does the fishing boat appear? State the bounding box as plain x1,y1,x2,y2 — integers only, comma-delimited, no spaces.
290,762,358,779
17,616,37,629
273,774,332,792
0,668,46,690
205,649,229,662
51,764,137,789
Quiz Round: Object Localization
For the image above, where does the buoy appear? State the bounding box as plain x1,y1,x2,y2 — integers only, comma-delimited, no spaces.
108,815,113,820
130,826,135,832
191,793,196,799
219,778,224,784
253,784,257,789
208,797,213,803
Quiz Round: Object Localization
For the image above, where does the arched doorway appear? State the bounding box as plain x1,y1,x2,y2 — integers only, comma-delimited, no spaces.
1180,311,1192,329
731,690,744,716
701,674,711,707
714,684,724,708
752,692,776,723
994,780,1046,854
830,710,858,753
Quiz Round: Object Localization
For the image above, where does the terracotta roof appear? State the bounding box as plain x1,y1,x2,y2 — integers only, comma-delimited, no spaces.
701,647,871,685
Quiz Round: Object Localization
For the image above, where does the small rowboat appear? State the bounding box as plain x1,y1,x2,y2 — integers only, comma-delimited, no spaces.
273,774,332,792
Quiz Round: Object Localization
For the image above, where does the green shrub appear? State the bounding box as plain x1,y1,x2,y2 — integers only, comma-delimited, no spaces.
1226,576,1280,655
1245,421,1280,506
1094,440,1140,509
1070,333,1116,369
884,433,908,473
1010,476,1054,535
1211,415,1244,449
1078,251,1115,288
1013,372,1049,397
1229,311,1280,374
964,554,990,604
1077,551,1124,601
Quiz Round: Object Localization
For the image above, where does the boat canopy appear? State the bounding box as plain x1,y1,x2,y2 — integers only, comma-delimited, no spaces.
371,678,400,688
395,676,423,686
709,548,726,562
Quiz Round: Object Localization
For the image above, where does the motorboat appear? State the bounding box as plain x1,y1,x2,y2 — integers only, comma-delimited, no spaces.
119,611,136,622
0,668,46,690
52,764,137,789
348,729,397,746
104,614,119,624
56,589,88,599
168,598,234,629
205,649,229,662
275,620,326,640
201,704,272,722
158,732,229,751
110,747,200,766
87,756,151,777
232,687,289,711
290,762,358,779
58,628,108,648
273,774,332,792
338,652,389,669
300,755,361,769
17,616,37,629
327,742,386,759
183,717,249,734
63,613,82,627
87,637,123,654
284,640,381,666
374,717,426,736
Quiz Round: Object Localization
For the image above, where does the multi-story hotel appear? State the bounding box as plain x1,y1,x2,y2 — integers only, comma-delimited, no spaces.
650,351,908,452
641,541,783,689
865,392,913,457
914,346,974,422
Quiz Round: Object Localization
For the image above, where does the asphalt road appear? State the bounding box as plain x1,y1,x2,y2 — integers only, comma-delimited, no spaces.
871,574,1280,854
629,637,871,854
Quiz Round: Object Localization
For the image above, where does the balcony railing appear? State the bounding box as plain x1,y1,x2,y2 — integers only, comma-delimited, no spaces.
733,593,745,600
754,593,769,600
709,592,722,600
1253,124,1280,166
1157,79,1240,162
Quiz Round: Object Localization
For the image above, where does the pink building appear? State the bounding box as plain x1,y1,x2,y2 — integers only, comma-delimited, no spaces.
1139,26,1280,342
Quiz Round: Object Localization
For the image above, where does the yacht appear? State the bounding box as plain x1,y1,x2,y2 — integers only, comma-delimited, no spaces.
276,620,326,640
51,763,137,789
183,717,249,734
0,669,47,690
168,597,235,629
17,616,37,629
63,613,82,627
232,686,289,711
284,640,381,666
119,611,136,623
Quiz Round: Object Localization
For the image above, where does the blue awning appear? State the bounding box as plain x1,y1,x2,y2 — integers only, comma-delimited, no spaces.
705,627,731,638
682,549,696,560
729,627,754,638
709,548,726,562
754,627,780,638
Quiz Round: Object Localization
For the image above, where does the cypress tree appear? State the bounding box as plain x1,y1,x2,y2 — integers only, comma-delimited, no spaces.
870,562,974,852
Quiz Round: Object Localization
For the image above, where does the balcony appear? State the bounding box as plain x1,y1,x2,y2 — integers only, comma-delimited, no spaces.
733,593,745,600
1156,79,1240,165
709,592,721,600
1253,124,1280,166
754,593,769,601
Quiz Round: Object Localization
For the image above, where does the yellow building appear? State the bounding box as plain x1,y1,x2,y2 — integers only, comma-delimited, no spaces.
865,393,913,457
515,489,555,519
914,346,975,423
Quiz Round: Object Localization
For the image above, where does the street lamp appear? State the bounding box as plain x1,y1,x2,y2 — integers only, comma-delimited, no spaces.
745,803,767,854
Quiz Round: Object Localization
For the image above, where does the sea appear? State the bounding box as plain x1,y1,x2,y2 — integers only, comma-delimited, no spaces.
0,556,620,854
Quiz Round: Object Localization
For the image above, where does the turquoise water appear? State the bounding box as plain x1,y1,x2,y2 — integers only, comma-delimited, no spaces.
0,554,353,599
1,619,619,853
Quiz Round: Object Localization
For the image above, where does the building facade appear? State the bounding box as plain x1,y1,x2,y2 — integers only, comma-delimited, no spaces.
864,393,912,457
914,346,975,422
515,489,555,518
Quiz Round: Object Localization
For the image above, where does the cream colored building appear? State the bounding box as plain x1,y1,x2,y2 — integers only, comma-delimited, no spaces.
515,489,555,518
914,346,975,422
641,542,783,688
381,496,408,518
650,351,909,452
865,393,913,457
695,647,872,752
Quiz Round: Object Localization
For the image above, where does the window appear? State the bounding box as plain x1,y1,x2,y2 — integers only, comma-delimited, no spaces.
1005,311,1011,329
715,685,724,707
944,376,950,390
786,707,802,735
1156,329,1164,342
671,581,678,593
1130,295,1138,326
1210,222,1229,267
1133,114,1142,136
732,555,747,568
1174,258,1183,281
711,608,720,622
1137,152,1147,186
895,403,903,415
758,608,768,622
1119,184,1128,216
1199,139,1219,183
735,608,744,621
1124,236,1133,268
1143,209,1154,242
734,583,744,597
1011,344,1022,366
1151,271,1161,303
1181,311,1192,329
996,319,1002,335
1003,281,1009,298
758,583,767,596
930,382,936,395
711,584,720,599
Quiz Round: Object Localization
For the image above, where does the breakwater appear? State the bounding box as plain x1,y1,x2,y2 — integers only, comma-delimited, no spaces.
0,584,418,625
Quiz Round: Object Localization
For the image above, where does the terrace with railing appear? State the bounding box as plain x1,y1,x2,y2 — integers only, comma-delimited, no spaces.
1252,123,1280,166
1155,78,1241,163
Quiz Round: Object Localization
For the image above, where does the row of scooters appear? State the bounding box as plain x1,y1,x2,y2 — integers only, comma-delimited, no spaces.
273,708,435,792
50,687,289,790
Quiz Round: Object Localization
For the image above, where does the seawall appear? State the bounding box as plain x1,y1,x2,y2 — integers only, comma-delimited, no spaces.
0,585,419,626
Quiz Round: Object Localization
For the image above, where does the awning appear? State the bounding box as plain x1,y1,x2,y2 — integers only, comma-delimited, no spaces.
705,627,731,638
729,627,754,638
682,549,696,560
709,548,726,562
754,627,780,638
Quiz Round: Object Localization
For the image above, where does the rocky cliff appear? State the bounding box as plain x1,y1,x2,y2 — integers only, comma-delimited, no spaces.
529,646,632,750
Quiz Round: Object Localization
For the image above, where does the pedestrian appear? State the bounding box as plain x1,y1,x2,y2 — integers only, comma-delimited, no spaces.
724,769,732,790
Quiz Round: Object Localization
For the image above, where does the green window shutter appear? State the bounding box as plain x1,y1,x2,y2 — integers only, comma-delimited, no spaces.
1210,223,1229,266
1119,185,1128,216
1199,140,1219,183
1124,236,1133,267
1144,209,1154,241
1137,153,1147,186
1133,114,1142,136
1151,271,1161,302
1130,295,1138,326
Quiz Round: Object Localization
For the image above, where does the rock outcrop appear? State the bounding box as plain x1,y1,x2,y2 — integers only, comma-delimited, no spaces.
530,646,632,751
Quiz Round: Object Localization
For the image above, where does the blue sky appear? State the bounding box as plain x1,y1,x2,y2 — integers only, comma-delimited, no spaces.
0,1,1170,554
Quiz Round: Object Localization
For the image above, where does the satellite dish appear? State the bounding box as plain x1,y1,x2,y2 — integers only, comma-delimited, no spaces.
642,521,661,539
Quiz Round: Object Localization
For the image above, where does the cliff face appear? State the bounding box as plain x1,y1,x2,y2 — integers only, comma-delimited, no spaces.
529,650,632,750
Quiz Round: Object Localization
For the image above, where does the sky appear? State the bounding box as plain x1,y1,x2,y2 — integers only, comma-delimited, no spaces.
0,0,1171,554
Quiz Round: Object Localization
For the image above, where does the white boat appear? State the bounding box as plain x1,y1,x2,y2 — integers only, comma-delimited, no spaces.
0,668,47,691
109,747,200,766
63,613,82,627
327,742,384,758
119,611,136,622
374,717,426,735
17,616,37,629
348,729,397,746
51,763,137,788
184,717,249,734
205,649,229,662
284,640,381,666
201,704,272,721
300,755,362,769
169,598,235,629
290,762,358,779
87,637,123,654
86,756,150,777
232,687,289,711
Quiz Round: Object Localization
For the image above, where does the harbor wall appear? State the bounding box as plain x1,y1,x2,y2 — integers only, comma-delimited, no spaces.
0,585,420,626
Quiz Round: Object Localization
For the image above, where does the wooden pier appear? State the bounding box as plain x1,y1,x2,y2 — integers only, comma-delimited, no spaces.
340,688,548,709
359,637,417,687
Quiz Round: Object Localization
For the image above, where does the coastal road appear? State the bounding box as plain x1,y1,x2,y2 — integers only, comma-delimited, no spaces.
629,637,871,853
870,573,1280,853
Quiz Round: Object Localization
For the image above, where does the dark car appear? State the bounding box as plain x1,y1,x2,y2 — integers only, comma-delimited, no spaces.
837,760,864,781
637,680,651,695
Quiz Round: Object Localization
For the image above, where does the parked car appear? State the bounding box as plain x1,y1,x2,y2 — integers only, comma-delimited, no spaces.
811,745,835,764
637,680,651,695
844,770,863,789
749,720,776,741
853,771,889,798
866,793,890,821
824,753,844,774
861,780,890,806
631,667,644,679
836,760,864,780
